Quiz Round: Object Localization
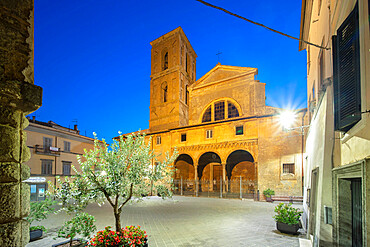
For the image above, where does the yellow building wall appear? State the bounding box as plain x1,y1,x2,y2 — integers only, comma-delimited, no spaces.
25,122,95,190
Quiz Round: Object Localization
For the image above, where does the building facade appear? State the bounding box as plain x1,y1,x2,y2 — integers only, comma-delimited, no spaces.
24,117,95,201
128,27,307,198
299,0,369,246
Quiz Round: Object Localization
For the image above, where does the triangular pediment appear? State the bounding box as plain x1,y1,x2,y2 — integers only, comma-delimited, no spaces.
193,64,257,90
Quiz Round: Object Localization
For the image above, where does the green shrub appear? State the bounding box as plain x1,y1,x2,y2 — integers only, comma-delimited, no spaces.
57,212,96,244
263,188,275,198
30,226,46,232
26,197,57,232
273,203,302,225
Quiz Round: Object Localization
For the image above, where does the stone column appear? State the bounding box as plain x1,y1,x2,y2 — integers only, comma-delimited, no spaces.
222,163,227,192
0,1,42,246
194,164,198,196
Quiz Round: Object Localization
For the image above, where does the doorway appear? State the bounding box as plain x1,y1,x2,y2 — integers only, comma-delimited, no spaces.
213,165,222,191
30,183,47,201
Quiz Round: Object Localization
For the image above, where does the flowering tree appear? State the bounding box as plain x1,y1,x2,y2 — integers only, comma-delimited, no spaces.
53,132,177,232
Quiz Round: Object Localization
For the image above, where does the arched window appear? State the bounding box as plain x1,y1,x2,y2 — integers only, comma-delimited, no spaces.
163,52,168,70
162,82,168,103
202,106,211,122
214,101,225,121
228,101,239,118
201,99,240,123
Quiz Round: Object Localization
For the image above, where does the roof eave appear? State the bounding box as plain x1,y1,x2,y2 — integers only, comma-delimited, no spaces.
299,0,313,51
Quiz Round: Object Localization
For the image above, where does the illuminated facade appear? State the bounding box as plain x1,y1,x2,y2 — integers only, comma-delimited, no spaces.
24,117,95,201
124,27,306,198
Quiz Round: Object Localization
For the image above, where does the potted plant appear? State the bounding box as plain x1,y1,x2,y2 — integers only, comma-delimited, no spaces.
52,212,96,247
263,188,275,202
88,225,148,247
273,203,302,234
26,197,57,241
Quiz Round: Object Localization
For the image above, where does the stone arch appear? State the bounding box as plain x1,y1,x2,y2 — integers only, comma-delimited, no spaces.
197,151,222,192
226,150,256,193
226,150,254,180
174,153,194,180
197,151,222,180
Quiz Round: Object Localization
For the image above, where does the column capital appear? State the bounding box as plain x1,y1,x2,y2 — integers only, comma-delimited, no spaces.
0,81,42,113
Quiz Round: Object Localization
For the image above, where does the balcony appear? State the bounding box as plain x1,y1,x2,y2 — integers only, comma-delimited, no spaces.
34,145,60,156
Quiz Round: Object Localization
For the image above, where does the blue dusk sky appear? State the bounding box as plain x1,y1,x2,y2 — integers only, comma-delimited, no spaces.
32,0,307,143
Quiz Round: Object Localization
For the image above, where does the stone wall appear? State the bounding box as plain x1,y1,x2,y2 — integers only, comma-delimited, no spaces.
0,0,42,246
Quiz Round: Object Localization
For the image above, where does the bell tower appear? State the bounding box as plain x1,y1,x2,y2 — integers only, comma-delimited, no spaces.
149,27,197,132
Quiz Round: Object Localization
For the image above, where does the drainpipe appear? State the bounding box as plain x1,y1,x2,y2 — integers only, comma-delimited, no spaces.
55,136,57,187
301,110,307,196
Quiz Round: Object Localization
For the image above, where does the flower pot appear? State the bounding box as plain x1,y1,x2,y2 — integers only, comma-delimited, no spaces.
266,196,273,202
276,222,300,235
29,229,43,241
51,239,87,247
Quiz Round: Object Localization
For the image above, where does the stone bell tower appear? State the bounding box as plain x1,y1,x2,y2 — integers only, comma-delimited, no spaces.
149,27,197,132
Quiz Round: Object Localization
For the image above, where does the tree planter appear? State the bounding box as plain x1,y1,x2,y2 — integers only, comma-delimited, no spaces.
29,229,43,241
266,197,273,202
276,222,300,235
51,239,87,247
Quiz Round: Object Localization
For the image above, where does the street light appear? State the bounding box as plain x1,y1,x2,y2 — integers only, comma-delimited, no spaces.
278,110,297,130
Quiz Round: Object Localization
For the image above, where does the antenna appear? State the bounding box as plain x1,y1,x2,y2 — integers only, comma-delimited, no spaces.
216,51,222,63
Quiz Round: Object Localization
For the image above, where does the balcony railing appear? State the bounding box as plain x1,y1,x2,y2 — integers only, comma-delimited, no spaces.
34,145,60,156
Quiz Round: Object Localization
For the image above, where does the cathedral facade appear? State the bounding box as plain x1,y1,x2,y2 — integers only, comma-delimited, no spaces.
134,27,305,198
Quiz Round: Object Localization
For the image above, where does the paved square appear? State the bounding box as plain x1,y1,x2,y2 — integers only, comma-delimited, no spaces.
27,196,306,247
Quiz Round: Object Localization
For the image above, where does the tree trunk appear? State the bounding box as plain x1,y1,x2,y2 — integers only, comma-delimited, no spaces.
114,211,121,232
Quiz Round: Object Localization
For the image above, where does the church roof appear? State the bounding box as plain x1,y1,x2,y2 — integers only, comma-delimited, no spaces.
192,63,258,90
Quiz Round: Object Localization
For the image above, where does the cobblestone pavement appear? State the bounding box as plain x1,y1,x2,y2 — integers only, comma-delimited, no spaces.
27,196,308,247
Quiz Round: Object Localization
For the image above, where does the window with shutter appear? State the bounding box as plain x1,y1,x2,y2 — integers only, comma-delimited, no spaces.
63,161,71,175
332,3,361,132
41,160,53,175
43,137,53,153
64,141,71,152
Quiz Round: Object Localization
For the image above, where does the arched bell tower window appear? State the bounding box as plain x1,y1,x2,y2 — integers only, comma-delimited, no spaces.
185,85,189,105
162,82,168,103
201,99,240,123
163,52,168,70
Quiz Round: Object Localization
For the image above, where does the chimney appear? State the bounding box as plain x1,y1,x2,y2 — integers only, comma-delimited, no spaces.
74,124,80,134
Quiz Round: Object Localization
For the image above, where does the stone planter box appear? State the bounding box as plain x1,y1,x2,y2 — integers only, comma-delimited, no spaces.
276,222,300,235
266,196,273,202
29,229,43,241
51,239,87,247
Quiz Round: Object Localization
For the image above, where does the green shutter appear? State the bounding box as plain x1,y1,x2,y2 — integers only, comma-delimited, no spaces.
333,4,361,132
